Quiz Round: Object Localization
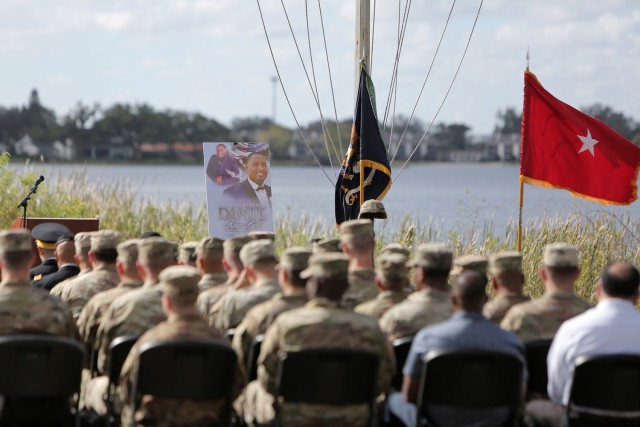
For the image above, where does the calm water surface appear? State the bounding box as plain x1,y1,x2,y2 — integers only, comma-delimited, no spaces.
15,163,640,234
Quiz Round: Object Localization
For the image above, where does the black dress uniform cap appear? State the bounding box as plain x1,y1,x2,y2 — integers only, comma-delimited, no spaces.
56,232,75,245
31,222,71,249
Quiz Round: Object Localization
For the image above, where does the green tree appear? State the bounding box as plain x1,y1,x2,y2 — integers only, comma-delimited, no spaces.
581,103,640,142
494,107,521,136
432,123,470,149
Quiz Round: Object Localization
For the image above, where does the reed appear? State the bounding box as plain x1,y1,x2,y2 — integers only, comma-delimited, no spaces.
2,154,638,303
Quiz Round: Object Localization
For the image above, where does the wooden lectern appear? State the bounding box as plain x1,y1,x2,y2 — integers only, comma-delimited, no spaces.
11,217,100,267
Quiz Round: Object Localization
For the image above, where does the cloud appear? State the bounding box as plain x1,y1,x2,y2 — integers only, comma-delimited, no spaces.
94,12,131,32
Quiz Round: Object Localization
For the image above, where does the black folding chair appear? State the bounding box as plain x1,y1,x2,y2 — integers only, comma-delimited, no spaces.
392,335,414,390
274,348,379,427
525,339,553,400
566,354,640,427
105,335,139,427
246,334,265,383
0,334,84,427
131,339,238,427
417,349,523,427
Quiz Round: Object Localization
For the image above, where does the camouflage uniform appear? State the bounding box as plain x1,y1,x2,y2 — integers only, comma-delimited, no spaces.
243,298,393,427
483,294,531,324
51,231,94,298
178,241,198,266
379,243,410,258
500,291,591,343
355,253,410,319
198,272,228,293
500,243,591,343
483,251,530,324
379,288,453,339
61,230,122,317
355,290,408,319
208,240,280,331
61,264,120,318
312,238,342,254
232,293,307,368
119,266,239,427
340,219,378,310
0,279,79,339
450,254,487,284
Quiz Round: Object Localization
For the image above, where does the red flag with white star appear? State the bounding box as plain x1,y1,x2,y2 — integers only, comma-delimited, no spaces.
521,71,640,205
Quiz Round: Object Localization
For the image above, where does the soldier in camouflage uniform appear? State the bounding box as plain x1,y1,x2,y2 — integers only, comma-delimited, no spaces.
95,237,177,376
340,219,378,309
355,253,409,319
0,229,79,339
379,243,454,340
248,231,275,241
197,235,251,317
501,243,591,343
60,230,122,318
119,265,240,427
312,238,342,254
380,243,410,258
240,252,393,427
177,241,198,267
232,247,311,368
208,240,280,331
195,237,227,293
483,251,530,324
450,254,488,284
51,231,94,298
78,239,143,364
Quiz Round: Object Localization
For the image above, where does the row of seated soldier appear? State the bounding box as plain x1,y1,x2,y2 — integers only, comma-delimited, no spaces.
0,218,638,427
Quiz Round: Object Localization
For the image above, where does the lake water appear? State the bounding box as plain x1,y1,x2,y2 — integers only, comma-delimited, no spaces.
12,162,640,234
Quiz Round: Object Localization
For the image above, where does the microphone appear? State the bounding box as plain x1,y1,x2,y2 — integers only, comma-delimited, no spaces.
30,175,45,192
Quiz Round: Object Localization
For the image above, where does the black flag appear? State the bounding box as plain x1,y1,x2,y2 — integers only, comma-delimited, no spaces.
335,66,391,224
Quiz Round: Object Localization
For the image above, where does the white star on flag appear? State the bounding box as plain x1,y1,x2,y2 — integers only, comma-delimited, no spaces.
578,129,599,156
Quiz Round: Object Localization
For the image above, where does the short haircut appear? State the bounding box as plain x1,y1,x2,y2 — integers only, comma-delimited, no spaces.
0,250,32,271
284,267,307,288
246,151,268,163
92,248,118,263
310,275,349,301
165,292,197,309
422,267,450,281
546,265,578,280
601,262,640,299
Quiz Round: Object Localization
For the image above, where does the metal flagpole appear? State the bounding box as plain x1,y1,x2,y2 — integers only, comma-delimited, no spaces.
356,0,371,207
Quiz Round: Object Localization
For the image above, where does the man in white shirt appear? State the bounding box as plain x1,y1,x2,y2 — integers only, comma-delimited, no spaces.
525,261,640,427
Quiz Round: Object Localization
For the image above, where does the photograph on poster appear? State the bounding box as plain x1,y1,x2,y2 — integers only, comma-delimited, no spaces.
203,142,274,239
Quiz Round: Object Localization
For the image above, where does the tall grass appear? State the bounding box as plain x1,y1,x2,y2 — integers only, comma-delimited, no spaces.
2,153,638,303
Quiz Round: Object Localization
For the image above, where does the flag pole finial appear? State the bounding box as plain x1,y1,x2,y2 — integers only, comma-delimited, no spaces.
526,47,530,71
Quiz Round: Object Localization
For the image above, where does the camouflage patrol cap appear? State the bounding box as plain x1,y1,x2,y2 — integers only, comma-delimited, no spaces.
380,243,410,258
358,199,387,220
300,253,349,279
312,238,342,254
74,232,93,254
159,265,201,297
409,243,453,270
138,237,177,262
376,253,409,281
277,246,312,271
239,240,276,266
489,251,522,275
179,241,198,264
543,243,578,267
0,230,31,253
223,235,251,257
248,231,275,241
117,239,140,264
339,219,374,243
451,254,488,276
196,237,224,255
90,230,122,251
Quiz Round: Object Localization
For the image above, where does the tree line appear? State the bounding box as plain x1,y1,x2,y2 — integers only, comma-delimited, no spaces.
0,89,638,161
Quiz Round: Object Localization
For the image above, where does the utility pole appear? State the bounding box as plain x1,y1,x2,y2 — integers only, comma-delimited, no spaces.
355,0,371,98
271,76,278,123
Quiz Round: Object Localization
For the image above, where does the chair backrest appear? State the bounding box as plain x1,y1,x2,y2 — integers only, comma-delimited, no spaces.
525,339,553,398
569,354,640,413
108,335,139,384
276,348,379,405
392,335,414,390
133,339,237,400
247,334,265,383
417,349,523,423
0,335,84,397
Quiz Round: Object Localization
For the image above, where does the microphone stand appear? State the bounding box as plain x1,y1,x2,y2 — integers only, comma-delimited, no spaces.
17,180,42,229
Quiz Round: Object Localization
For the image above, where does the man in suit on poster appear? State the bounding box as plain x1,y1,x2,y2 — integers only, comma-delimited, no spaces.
223,152,272,206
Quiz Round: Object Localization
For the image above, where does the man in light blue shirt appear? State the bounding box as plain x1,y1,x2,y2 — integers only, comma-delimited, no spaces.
526,261,640,427
388,270,526,427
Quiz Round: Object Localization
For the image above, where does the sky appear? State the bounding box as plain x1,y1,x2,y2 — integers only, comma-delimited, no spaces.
1,0,639,136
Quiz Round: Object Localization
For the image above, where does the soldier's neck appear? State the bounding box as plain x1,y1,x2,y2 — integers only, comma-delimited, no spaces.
1,270,29,282
349,256,373,270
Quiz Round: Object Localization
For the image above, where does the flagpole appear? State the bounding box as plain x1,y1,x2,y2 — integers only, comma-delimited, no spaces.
356,0,371,207
517,177,524,252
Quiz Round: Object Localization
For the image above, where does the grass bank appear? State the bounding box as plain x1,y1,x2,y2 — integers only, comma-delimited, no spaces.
2,153,638,303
